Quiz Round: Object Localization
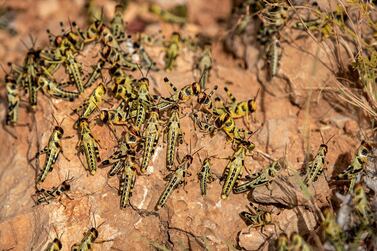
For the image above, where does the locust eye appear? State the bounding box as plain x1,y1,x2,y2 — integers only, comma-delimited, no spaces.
193,83,201,94
248,100,256,112
92,228,99,238
62,183,71,191
55,126,64,135
361,149,369,156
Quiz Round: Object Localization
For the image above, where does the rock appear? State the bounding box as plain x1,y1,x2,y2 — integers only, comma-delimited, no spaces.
343,120,359,137
252,175,331,209
238,207,317,250
256,118,296,152
321,114,350,129
38,0,59,18
238,228,270,251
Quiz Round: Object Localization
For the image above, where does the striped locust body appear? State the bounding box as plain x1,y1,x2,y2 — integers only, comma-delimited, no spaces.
119,159,137,208
39,75,80,101
65,50,84,93
77,118,100,175
4,74,20,125
266,35,282,78
337,141,372,191
33,177,72,205
71,227,99,251
78,83,106,119
141,110,160,173
234,159,283,193
198,157,215,196
239,204,272,228
165,107,183,170
156,155,193,210
303,144,328,184
44,238,63,251
221,142,253,199
35,126,64,183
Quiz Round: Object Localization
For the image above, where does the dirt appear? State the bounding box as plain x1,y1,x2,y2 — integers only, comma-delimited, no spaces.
0,0,366,251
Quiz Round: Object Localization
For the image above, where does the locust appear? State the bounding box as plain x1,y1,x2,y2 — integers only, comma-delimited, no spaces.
288,232,312,251
34,125,65,183
22,48,41,109
155,77,180,111
260,1,289,31
164,32,180,70
50,20,84,53
38,74,80,101
84,59,105,89
44,238,62,251
198,156,215,196
119,157,137,208
71,212,113,251
233,158,283,193
213,96,254,141
155,78,199,113
156,154,193,210
266,34,282,79
197,46,212,90
149,4,186,25
134,77,153,128
178,81,201,102
99,101,128,126
33,176,73,205
101,129,140,177
276,233,288,251
84,0,102,25
74,83,106,120
63,50,84,93
101,146,126,177
39,46,63,75
221,140,254,199
337,141,372,192
71,227,99,251
353,183,371,225
138,45,158,71
100,25,121,49
83,18,103,43
64,21,86,51
44,36,84,93
222,86,258,123
239,203,272,228
234,5,252,35
140,109,160,173
190,112,216,135
196,85,218,114
110,4,126,42
322,207,345,251
77,118,100,175
100,45,138,70
162,77,201,105
303,143,328,185
99,109,128,125
108,65,136,102
165,106,183,171
214,110,253,141
100,27,137,69
4,73,20,126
